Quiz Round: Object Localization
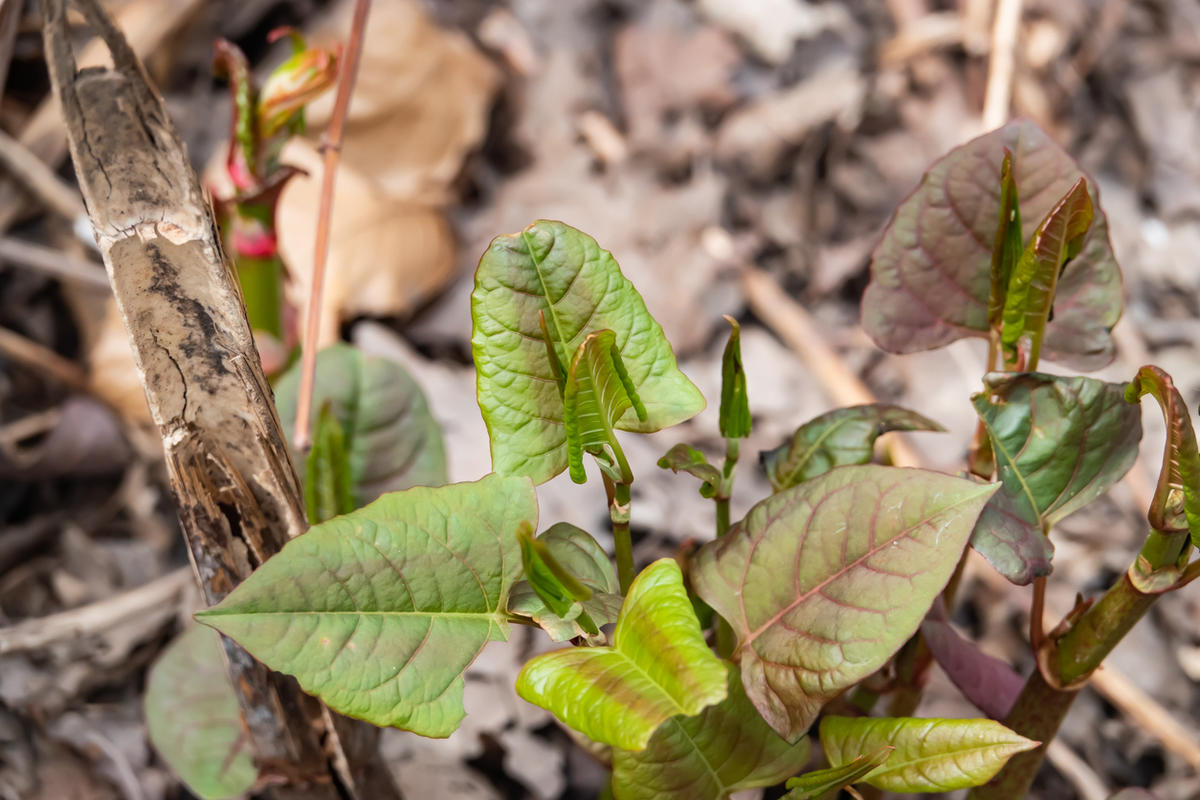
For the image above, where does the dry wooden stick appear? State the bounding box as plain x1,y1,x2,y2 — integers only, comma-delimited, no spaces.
293,0,372,451
0,126,87,224
0,324,90,390
0,236,109,287
981,0,1023,130
40,1,398,796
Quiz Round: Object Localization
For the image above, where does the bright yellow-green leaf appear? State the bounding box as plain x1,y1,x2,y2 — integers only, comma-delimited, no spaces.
562,329,646,483
783,746,892,799
516,559,727,750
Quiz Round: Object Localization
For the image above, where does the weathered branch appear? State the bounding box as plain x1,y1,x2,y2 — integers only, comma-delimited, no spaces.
40,1,398,796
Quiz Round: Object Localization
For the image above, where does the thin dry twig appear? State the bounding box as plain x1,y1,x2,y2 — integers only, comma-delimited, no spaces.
0,325,89,390
0,568,191,654
1044,739,1110,800
981,0,1023,129
293,0,372,451
1089,666,1200,773
0,126,87,224
0,236,109,287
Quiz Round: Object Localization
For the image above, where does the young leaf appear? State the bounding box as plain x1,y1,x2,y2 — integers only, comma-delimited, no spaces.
275,343,447,504
145,626,258,800
305,403,355,523
921,612,1023,720
819,716,1039,793
986,148,1022,331
760,404,945,493
719,316,751,439
657,443,722,498
510,522,622,640
1000,177,1094,367
1125,366,1200,543
197,474,537,738
472,220,705,484
518,523,591,622
516,559,727,750
863,119,1121,370
562,329,647,483
971,373,1142,584
691,465,997,740
611,664,810,800
782,747,893,799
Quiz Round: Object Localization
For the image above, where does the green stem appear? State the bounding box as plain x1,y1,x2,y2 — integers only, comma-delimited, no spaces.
610,479,634,594
713,437,741,657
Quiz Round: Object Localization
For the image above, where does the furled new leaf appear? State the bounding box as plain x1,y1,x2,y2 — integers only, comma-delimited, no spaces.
1000,178,1094,367
971,373,1141,584
1125,366,1200,544
782,747,893,799
719,315,751,439
863,119,1121,370
921,606,1022,720
612,664,810,800
509,522,622,640
986,148,1023,331
145,626,258,800
516,559,727,750
275,343,447,504
563,329,647,482
658,443,722,498
760,405,945,493
197,474,536,737
819,716,1039,793
692,465,997,739
305,403,354,523
472,220,705,484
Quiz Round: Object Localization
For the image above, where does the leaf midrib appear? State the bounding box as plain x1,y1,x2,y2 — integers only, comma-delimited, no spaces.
522,228,571,367
865,738,1032,783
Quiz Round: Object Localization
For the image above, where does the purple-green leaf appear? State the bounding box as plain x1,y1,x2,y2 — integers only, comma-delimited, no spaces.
760,404,945,493
145,625,258,799
819,716,1039,792
611,664,810,800
863,119,1122,370
197,474,537,738
987,148,1022,331
921,604,1022,720
971,373,1142,584
516,559,727,750
783,746,893,799
658,443,722,498
1000,177,1094,367
692,465,997,740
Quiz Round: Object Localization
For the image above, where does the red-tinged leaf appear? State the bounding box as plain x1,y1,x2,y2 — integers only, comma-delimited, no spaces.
971,373,1141,584
1000,178,1094,367
921,605,1022,720
863,119,1121,370
691,465,997,740
1125,366,1200,543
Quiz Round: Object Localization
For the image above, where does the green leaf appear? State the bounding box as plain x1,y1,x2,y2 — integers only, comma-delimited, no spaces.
305,403,355,523
971,373,1142,584
819,716,1039,793
783,746,893,799
612,664,810,800
145,626,258,800
719,316,751,439
516,559,727,750
510,522,622,640
472,220,705,484
864,119,1122,370
275,344,447,505
1000,177,1094,367
1125,366,1200,543
760,405,945,493
986,148,1023,331
197,474,537,738
692,465,997,740
562,329,647,483
657,443,722,498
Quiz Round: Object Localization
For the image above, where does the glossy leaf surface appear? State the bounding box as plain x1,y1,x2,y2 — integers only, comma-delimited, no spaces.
1000,178,1094,366
986,148,1022,330
198,474,537,737
1126,366,1200,543
276,344,447,504
145,626,257,799
657,443,722,498
472,220,704,484
305,403,354,523
719,316,751,439
819,716,1039,792
971,373,1141,583
863,119,1122,370
761,404,944,493
509,523,622,641
612,664,810,800
783,747,893,799
563,329,646,482
692,465,997,739
516,559,727,750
